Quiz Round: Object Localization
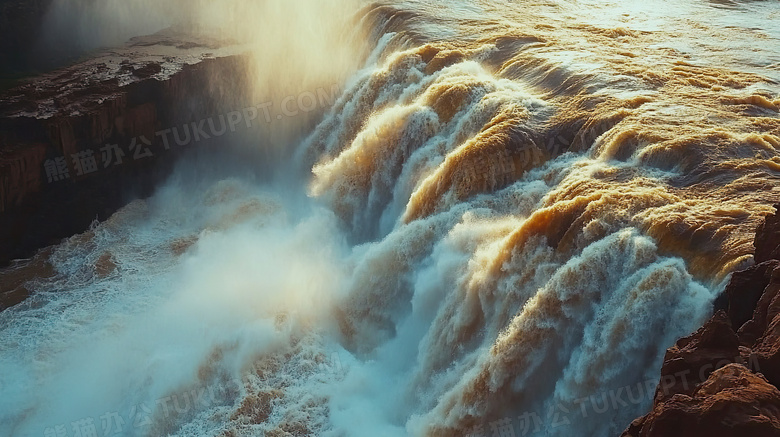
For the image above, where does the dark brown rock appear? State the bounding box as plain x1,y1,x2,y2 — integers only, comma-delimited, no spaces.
738,265,780,346
132,63,163,79
654,311,742,403
623,364,780,437
723,260,779,331
755,204,780,263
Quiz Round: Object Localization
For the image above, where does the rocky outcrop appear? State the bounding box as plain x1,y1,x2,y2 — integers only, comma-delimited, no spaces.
756,212,780,264
623,205,780,436
623,364,780,437
0,31,252,267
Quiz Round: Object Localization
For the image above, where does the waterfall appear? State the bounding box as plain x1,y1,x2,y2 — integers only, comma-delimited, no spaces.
2,0,780,436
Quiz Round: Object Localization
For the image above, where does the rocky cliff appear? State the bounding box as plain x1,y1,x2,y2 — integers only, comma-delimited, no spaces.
0,30,252,268
623,205,780,436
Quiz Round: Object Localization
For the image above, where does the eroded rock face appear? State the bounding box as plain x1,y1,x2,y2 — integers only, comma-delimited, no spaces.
624,364,780,437
0,31,252,266
721,261,780,332
651,311,743,403
624,205,780,436
756,211,780,264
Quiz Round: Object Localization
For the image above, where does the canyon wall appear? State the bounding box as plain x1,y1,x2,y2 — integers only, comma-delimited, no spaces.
0,34,252,268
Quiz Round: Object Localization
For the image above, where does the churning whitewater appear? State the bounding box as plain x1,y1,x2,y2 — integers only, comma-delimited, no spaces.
2,0,780,436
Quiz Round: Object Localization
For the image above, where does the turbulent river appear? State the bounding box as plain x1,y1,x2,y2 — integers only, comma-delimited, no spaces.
2,0,780,436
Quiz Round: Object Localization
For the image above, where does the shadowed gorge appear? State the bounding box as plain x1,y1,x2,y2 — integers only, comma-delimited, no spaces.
1,0,780,436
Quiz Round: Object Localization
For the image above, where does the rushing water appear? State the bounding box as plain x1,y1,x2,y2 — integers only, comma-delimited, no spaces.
2,0,780,436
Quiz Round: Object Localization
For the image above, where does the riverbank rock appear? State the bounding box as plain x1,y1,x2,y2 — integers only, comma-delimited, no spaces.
623,204,780,436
